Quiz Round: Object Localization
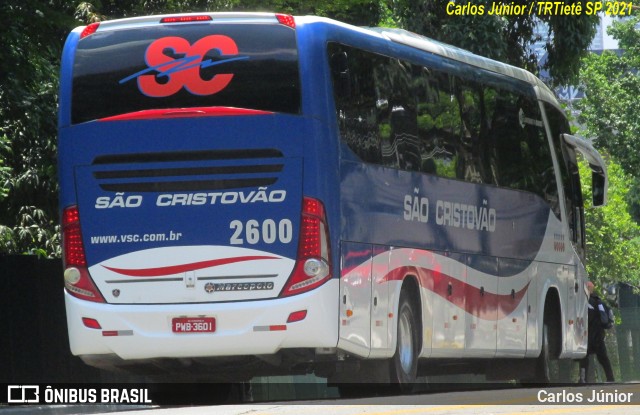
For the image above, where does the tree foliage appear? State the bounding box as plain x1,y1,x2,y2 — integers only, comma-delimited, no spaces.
577,16,640,178
387,0,599,85
75,0,383,26
580,158,640,288
0,0,76,256
576,15,640,226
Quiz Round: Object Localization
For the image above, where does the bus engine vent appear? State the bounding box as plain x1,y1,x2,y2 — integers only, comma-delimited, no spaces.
91,149,284,192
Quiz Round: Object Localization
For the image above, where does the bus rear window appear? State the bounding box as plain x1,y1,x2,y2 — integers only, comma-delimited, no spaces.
72,23,300,124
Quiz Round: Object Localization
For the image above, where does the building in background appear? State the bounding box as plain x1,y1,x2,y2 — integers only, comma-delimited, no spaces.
590,14,620,50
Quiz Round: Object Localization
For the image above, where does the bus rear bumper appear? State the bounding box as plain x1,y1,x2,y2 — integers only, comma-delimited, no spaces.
65,280,339,362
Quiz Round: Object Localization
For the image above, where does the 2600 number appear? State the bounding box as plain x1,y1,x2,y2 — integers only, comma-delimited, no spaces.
230,219,293,245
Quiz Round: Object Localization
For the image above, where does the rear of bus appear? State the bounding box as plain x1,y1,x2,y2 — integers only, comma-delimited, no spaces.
58,13,338,374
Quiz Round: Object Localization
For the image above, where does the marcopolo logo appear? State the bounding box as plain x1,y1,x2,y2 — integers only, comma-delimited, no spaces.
119,35,249,98
7,385,40,403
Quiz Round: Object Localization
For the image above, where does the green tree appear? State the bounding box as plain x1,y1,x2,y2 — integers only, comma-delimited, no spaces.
577,15,640,226
388,0,599,85
581,158,640,288
0,0,77,256
577,16,640,178
75,0,384,26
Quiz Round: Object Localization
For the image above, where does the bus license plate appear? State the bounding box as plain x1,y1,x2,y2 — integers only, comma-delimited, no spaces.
172,317,216,333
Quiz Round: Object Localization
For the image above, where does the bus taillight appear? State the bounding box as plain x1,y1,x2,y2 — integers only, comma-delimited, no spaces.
62,206,105,303
280,197,331,297
160,15,212,23
80,22,100,39
276,14,295,29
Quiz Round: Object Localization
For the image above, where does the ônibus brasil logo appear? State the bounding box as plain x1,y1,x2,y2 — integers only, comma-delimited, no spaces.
119,35,248,97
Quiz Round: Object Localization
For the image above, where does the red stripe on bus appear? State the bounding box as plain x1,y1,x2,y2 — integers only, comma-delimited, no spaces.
102,255,278,277
382,266,530,321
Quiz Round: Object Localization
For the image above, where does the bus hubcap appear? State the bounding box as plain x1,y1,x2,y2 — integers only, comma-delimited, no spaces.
398,311,414,374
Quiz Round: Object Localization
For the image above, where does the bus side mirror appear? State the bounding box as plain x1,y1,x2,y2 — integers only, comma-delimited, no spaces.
562,134,608,207
330,51,351,99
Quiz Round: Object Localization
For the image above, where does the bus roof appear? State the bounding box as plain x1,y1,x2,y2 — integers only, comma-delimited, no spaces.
370,27,558,103
295,15,561,110
86,12,283,32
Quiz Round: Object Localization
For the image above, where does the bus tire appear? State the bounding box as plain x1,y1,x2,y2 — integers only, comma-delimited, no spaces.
522,319,557,385
539,322,553,383
390,289,419,391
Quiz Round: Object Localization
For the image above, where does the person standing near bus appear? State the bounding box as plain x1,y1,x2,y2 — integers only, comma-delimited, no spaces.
579,281,615,383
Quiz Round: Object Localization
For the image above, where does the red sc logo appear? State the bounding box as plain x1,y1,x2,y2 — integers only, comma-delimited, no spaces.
122,35,246,98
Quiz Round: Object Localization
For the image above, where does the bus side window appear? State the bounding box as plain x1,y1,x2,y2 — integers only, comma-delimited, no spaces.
487,90,561,219
330,51,351,98
375,58,420,171
329,43,382,164
415,67,459,178
453,80,492,184
520,99,560,219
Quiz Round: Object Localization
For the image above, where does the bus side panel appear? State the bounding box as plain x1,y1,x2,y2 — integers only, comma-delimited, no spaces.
573,261,589,356
464,255,497,357
430,251,467,357
386,247,437,360
497,257,531,358
57,30,82,210
527,213,572,358
534,262,564,356
339,160,550,261
563,264,578,356
340,159,554,359
370,245,391,357
338,242,373,357
525,267,539,358
57,28,81,129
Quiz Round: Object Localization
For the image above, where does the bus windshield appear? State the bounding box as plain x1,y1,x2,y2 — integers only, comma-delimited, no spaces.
71,22,300,124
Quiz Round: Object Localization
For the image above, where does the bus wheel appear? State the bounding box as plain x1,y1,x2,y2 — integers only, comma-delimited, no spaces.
537,323,552,383
390,290,419,391
538,319,560,383
522,319,557,385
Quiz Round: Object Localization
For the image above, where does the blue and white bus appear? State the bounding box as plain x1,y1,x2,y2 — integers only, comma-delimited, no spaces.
58,12,608,387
